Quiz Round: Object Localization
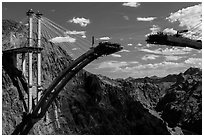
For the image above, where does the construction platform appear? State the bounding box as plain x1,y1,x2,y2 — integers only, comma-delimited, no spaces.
3,47,43,55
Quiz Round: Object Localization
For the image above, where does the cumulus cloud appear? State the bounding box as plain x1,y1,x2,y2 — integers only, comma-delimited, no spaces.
82,35,86,38
165,55,183,61
137,17,157,22
122,2,140,8
140,47,192,55
137,43,142,46
167,4,201,29
127,43,133,46
184,57,202,67
111,54,122,58
163,28,177,35
142,54,160,60
166,4,202,40
99,37,111,40
65,30,86,38
68,17,90,27
49,36,76,43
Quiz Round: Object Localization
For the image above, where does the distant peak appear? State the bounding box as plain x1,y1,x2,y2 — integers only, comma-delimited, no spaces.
184,67,201,75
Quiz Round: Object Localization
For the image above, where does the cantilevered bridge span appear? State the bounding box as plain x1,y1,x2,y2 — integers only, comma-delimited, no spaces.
146,21,202,50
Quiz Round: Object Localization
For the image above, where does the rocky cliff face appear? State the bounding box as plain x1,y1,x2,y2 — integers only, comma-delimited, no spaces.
156,67,202,134
2,20,202,135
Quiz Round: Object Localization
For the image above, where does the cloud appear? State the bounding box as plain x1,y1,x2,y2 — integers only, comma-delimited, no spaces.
197,50,202,54
68,17,90,27
127,43,133,46
129,61,139,64
137,43,142,46
122,61,185,78
96,60,139,72
140,47,192,55
119,49,130,53
97,61,183,72
125,61,183,71
105,61,185,78
142,54,160,60
166,4,202,40
65,30,85,35
184,58,202,67
123,15,129,20
146,44,156,48
146,25,161,36
99,37,111,40
49,36,76,43
167,4,201,29
95,60,187,78
111,54,122,58
122,2,140,8
65,30,86,38
135,43,144,49
137,17,157,22
165,55,183,61
150,25,160,33
97,61,128,72
82,35,86,38
163,28,177,35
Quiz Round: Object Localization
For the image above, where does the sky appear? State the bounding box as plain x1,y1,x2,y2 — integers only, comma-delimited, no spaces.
2,2,202,79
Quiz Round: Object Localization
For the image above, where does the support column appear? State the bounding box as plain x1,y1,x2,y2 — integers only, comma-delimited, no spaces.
36,11,43,103
27,9,34,113
22,53,26,76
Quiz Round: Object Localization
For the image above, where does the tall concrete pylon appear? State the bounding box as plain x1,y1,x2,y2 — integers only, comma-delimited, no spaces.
26,9,34,113
36,11,43,103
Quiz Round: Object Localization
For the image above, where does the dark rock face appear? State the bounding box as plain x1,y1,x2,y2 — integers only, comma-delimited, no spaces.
2,20,202,135
156,68,202,134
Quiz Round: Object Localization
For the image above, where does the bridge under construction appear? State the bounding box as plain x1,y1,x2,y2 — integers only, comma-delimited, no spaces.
3,8,202,135
2,9,123,134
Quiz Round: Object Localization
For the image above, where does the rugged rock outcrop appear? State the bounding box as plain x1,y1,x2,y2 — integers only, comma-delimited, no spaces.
156,67,202,134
